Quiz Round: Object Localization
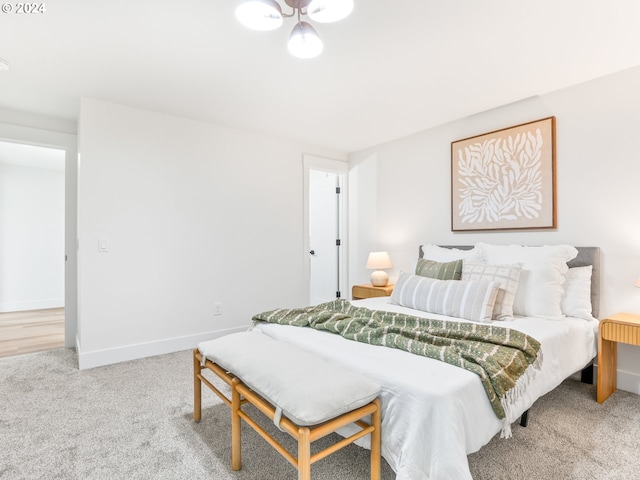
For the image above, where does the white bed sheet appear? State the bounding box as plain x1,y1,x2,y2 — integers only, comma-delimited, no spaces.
251,297,598,480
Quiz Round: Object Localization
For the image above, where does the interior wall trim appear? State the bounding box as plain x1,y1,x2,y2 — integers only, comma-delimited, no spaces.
76,326,246,370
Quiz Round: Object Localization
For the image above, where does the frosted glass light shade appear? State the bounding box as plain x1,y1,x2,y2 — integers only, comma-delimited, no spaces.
288,22,323,59
235,0,283,31
635,277,640,288
308,0,354,23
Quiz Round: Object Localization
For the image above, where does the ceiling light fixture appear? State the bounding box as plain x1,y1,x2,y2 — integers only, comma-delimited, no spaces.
235,0,354,59
0,59,9,71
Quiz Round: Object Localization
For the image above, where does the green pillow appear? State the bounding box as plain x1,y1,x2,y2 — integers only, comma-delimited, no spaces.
415,258,463,280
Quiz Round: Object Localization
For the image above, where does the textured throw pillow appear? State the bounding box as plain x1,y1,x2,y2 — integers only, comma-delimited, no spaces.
415,258,463,280
476,243,578,320
420,244,482,262
462,262,523,321
390,272,499,323
561,266,594,320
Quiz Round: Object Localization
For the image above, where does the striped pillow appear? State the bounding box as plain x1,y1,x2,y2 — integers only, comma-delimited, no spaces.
415,258,463,280
462,262,523,321
390,272,499,323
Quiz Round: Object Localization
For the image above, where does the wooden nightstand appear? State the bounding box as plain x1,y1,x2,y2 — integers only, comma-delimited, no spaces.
352,284,394,300
597,312,640,403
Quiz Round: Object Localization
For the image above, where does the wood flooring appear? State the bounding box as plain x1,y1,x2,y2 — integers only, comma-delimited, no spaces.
0,308,65,358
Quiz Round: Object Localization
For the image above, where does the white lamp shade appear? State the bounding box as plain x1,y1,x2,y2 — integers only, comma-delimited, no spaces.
366,251,393,270
308,0,354,23
235,0,283,31
288,22,323,59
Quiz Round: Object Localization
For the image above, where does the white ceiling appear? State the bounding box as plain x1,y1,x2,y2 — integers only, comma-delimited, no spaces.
1,0,639,153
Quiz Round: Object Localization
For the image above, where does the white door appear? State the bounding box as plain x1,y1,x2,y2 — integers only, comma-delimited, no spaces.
309,170,340,305
303,155,347,306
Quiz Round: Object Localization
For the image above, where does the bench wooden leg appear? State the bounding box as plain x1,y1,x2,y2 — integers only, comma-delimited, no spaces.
231,377,242,471
196,356,381,479
371,398,381,480
298,427,311,480
193,349,202,423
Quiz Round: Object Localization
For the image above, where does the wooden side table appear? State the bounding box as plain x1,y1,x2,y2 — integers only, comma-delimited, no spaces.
352,284,394,300
597,312,640,403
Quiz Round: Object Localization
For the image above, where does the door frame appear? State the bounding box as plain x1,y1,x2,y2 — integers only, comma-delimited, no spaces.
0,122,77,349
303,155,349,304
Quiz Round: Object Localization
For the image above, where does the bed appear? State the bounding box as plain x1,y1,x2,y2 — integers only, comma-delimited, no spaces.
250,244,600,480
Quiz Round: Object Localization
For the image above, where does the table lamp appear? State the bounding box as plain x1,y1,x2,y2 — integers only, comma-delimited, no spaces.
366,251,393,287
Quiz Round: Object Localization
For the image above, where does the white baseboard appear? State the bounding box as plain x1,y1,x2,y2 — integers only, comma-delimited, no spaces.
616,369,640,395
0,298,64,313
588,365,640,395
77,326,248,370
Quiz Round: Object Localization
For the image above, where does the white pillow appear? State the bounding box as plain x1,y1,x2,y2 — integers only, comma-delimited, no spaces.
462,262,523,321
476,243,578,320
390,272,499,323
561,266,594,320
420,244,482,262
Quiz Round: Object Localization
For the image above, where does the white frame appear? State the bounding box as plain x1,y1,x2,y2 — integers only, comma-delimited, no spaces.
302,154,349,304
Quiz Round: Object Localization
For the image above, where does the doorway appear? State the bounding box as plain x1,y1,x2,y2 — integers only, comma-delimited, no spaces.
0,122,77,353
0,140,66,356
303,155,348,306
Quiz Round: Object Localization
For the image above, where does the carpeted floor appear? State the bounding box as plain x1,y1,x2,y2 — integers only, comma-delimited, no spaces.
1,348,639,479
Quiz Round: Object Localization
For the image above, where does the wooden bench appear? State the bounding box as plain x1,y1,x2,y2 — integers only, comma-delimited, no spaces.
194,331,382,480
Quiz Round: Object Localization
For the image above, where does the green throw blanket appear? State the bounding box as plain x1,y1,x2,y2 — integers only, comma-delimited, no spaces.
253,299,542,434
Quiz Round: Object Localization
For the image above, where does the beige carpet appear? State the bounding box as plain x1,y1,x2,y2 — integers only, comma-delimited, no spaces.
1,348,639,479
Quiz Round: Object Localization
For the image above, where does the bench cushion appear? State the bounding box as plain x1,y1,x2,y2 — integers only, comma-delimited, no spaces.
198,331,380,426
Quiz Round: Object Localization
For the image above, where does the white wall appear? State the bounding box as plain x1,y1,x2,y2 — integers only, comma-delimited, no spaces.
77,98,346,369
0,162,65,311
349,65,640,394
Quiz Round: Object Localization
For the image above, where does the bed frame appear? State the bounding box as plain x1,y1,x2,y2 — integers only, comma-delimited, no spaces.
420,245,601,426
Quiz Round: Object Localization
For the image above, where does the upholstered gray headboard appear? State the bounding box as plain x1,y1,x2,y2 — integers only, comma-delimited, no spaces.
418,245,601,319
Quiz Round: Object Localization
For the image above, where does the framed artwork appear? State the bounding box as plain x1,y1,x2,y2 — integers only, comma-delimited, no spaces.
451,116,556,232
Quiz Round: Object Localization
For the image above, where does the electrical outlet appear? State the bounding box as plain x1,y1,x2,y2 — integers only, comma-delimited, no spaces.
214,303,222,316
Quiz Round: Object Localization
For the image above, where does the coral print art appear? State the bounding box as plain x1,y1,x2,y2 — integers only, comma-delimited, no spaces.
451,117,556,231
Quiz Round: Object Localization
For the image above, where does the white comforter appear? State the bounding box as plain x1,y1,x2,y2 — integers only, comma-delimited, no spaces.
251,297,598,480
